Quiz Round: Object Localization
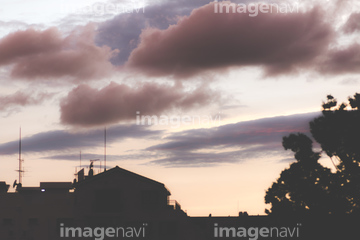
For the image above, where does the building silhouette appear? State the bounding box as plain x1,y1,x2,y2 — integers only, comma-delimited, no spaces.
0,166,202,240
0,166,358,240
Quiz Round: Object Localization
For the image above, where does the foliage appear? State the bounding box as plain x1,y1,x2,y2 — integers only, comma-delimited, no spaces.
265,93,360,216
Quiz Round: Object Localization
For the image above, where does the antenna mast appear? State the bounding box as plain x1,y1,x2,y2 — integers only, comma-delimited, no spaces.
17,128,24,185
104,127,106,172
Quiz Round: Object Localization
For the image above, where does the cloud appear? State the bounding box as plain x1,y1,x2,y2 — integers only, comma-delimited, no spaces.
0,91,54,111
43,152,156,162
343,12,360,34
0,24,117,81
146,112,320,166
0,111,320,167
126,3,333,78
0,20,44,37
148,112,319,151
60,81,219,127
319,44,360,75
0,124,161,155
340,78,359,85
148,145,281,167
95,0,225,65
0,20,38,29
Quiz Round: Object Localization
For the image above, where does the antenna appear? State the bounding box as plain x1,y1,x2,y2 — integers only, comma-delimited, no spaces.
104,127,106,172
89,159,100,175
16,127,24,186
74,151,83,183
90,159,100,174
19,127,21,184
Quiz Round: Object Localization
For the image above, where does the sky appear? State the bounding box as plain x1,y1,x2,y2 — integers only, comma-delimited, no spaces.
0,0,359,216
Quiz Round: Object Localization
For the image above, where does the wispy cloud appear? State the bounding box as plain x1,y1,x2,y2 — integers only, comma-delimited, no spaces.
0,124,162,155
0,112,319,167
0,91,54,111
148,145,282,168
43,152,158,162
146,112,320,167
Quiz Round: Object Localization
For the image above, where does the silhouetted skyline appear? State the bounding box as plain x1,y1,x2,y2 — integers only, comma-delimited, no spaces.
0,0,360,217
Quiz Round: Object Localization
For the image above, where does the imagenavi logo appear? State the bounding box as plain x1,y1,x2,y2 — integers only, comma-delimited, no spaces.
213,223,301,239
213,0,300,17
60,223,148,239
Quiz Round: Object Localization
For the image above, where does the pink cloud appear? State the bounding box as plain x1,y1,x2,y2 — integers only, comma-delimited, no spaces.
0,25,117,81
319,44,360,74
126,3,333,78
0,91,54,111
60,82,218,127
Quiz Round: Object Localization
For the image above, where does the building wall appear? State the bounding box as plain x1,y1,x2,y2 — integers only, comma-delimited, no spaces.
73,170,170,220
0,191,74,240
0,167,188,239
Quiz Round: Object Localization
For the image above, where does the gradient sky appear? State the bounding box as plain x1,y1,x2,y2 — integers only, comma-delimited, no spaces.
0,0,359,216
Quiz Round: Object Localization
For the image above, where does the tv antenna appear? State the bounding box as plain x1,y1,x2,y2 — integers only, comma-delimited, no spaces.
90,159,100,174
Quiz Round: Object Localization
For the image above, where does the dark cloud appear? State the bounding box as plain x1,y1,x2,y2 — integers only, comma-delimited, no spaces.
0,125,161,155
0,91,54,111
148,112,319,151
60,81,219,127
126,3,333,78
43,152,157,162
146,112,320,166
148,145,283,167
319,44,360,75
96,0,235,65
0,24,117,81
0,112,320,167
43,153,112,161
58,0,359,80
96,1,360,78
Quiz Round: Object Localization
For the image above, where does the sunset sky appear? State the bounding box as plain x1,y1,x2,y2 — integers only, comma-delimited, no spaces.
0,0,360,216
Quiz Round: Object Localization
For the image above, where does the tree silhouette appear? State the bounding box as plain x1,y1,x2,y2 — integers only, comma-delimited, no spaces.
310,93,360,214
265,93,360,216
